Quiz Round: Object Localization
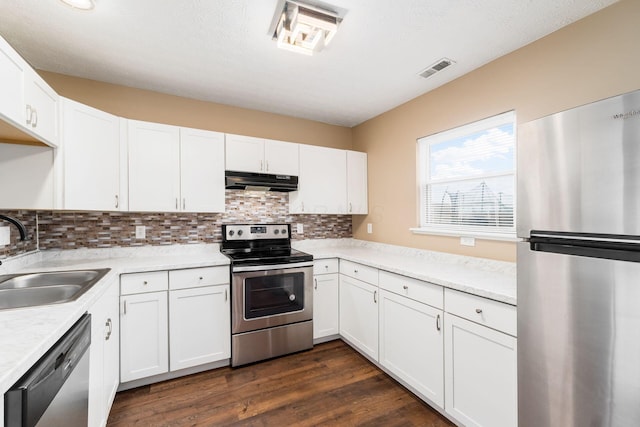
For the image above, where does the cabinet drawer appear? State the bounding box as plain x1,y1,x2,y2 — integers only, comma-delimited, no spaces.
379,270,443,310
120,271,168,295
313,258,339,275
445,289,516,336
169,266,229,290
339,260,378,285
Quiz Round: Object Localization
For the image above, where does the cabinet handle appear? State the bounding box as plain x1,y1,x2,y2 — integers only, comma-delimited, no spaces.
143,281,148,285
183,198,186,210
266,161,269,172
314,278,318,290
436,314,441,331
301,202,304,212
123,300,127,315
260,160,264,171
475,308,483,314
354,269,358,274
25,104,32,125
402,285,408,290
225,288,228,301
105,318,112,340
349,202,352,213
115,194,119,208
175,198,178,209
31,109,38,128
373,290,377,303
199,276,203,280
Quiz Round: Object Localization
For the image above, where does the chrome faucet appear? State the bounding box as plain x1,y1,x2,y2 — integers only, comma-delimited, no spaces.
0,214,27,241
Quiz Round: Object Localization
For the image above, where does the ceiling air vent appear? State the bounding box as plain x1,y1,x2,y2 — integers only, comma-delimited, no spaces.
419,58,454,79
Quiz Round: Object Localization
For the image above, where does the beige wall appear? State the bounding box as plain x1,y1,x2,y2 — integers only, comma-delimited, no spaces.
352,0,640,262
39,71,353,150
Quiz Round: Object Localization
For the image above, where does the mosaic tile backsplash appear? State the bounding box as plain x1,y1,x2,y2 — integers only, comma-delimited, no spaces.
0,191,352,258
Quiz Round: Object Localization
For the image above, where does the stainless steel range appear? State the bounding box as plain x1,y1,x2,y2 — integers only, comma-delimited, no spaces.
221,224,314,367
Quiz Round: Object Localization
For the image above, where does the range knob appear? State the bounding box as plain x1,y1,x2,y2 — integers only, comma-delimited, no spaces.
274,229,280,235
228,230,235,236
281,229,287,235
237,229,243,236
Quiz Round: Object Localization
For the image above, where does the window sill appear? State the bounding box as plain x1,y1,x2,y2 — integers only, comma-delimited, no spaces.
410,227,519,242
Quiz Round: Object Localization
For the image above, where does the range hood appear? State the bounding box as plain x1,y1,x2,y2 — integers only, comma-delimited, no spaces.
225,170,298,192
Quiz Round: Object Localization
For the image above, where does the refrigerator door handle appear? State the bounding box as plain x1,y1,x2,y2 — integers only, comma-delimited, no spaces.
529,234,640,263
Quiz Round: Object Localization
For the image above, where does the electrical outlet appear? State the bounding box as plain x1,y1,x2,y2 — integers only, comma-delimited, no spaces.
135,225,146,239
0,227,10,246
460,236,476,247
367,223,373,234
296,223,304,234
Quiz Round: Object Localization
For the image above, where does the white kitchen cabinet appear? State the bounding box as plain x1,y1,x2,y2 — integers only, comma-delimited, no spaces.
346,150,368,214
379,289,444,407
0,143,54,209
169,284,230,371
180,127,225,212
313,259,339,341
61,98,121,211
88,277,120,427
290,144,347,214
128,120,225,213
119,290,169,382
225,134,299,176
0,34,59,148
444,313,518,427
127,120,181,212
339,274,378,360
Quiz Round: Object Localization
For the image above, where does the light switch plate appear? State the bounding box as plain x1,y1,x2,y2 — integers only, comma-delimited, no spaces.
296,223,304,234
135,225,146,239
0,227,10,246
460,236,476,247
367,223,373,234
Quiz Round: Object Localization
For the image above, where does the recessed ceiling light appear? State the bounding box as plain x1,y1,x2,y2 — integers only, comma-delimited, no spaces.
273,1,342,56
59,0,95,11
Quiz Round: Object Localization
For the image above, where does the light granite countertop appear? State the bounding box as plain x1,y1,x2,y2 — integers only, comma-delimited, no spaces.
0,239,516,399
0,244,229,395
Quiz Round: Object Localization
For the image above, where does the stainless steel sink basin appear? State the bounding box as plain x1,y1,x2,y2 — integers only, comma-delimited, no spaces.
0,268,110,310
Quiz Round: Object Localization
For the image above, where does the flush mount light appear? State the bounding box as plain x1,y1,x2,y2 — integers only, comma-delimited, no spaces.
59,0,95,10
273,1,342,56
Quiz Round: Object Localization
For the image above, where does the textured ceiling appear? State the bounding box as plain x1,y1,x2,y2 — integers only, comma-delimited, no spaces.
0,0,618,127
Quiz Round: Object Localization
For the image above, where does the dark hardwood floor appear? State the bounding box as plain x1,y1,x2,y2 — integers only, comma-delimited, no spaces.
107,340,454,426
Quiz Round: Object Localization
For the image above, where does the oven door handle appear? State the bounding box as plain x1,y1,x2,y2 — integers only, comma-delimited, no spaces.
232,261,314,273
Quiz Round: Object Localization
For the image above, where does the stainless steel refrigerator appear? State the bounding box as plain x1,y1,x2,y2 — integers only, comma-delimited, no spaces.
517,89,640,427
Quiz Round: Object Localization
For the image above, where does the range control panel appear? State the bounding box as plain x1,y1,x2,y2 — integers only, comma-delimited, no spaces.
223,224,290,241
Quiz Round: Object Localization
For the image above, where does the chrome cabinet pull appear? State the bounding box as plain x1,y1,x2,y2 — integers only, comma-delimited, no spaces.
175,198,178,209
301,202,304,212
31,109,38,128
25,104,32,125
105,318,112,340
260,160,264,171
225,288,228,301
354,269,358,273
115,194,119,208
266,161,269,172
475,308,483,314
402,285,408,290
314,278,318,290
123,300,127,315
143,280,148,285
373,290,377,303
349,202,352,213
436,314,441,331
183,198,186,210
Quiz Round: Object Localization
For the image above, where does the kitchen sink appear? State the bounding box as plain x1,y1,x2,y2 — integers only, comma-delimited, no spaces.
0,268,110,310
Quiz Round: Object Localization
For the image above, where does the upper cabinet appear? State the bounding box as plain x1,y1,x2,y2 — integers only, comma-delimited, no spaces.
61,98,122,211
127,119,225,213
225,134,299,176
0,34,59,147
347,151,368,214
290,145,347,214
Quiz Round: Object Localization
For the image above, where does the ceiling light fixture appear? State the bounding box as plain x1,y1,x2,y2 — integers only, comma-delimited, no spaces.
273,1,341,56
59,0,95,11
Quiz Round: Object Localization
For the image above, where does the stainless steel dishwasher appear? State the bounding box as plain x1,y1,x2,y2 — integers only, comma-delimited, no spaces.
4,313,91,427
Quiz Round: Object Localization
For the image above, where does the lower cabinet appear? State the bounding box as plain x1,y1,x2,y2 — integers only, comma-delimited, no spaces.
339,274,378,360
313,259,339,340
119,266,230,384
378,289,444,407
88,276,120,427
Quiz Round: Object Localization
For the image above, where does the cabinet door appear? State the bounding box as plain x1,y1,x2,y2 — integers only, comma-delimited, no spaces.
313,273,339,339
0,143,54,209
62,98,120,211
225,134,264,173
339,275,378,360
264,139,299,176
180,127,225,213
102,282,120,417
290,145,347,214
379,290,444,407
169,285,230,371
347,151,368,214
24,68,59,147
0,35,26,126
120,291,169,382
444,314,517,427
128,120,180,212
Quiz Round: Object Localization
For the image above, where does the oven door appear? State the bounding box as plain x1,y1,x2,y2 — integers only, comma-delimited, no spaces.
232,262,313,334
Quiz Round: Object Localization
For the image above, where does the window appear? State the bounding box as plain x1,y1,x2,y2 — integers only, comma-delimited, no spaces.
415,111,516,240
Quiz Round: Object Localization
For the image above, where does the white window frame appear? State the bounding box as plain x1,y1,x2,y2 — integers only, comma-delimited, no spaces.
412,111,517,241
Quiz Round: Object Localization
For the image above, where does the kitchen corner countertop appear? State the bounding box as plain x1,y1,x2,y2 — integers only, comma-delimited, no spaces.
0,244,229,396
293,239,517,306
